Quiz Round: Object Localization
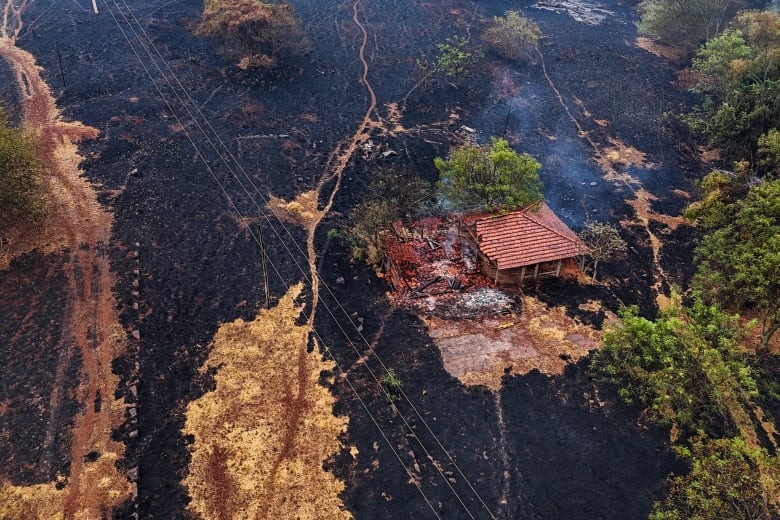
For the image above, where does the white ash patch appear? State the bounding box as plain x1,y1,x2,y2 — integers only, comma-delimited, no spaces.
533,0,614,25
461,288,514,311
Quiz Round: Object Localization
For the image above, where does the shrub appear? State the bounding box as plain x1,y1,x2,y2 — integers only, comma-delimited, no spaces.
483,10,541,61
0,108,46,222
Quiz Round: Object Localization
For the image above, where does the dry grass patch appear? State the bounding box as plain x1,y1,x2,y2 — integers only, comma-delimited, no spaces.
183,284,350,520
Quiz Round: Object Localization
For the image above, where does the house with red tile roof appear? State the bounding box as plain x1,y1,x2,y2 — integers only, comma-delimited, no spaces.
462,202,590,285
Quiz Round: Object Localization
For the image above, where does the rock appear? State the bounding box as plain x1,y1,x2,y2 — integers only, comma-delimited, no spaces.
336,275,345,285
590,181,598,186
127,466,138,481
128,430,138,439
131,329,140,340
128,406,137,418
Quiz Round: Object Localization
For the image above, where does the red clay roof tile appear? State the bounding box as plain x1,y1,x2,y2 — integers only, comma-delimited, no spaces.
474,203,589,270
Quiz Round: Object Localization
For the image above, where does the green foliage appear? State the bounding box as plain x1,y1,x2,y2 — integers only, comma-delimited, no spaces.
650,437,780,520
683,169,749,228
684,11,780,161
690,30,752,96
0,108,46,222
577,222,627,282
413,35,483,92
482,10,541,61
196,0,309,70
344,167,433,264
382,369,403,403
434,36,483,79
435,137,543,211
693,179,780,349
591,297,757,436
637,0,742,51
758,127,780,175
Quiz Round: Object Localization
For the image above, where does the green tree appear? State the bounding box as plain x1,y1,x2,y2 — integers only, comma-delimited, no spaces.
758,127,780,176
684,169,750,228
0,108,46,223
410,35,483,97
637,0,745,51
685,11,780,160
195,0,309,70
650,437,780,520
382,369,403,403
693,179,780,350
591,297,757,436
482,10,541,61
577,222,627,283
435,137,542,211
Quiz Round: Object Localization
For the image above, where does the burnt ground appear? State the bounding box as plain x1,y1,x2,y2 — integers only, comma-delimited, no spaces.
0,0,716,518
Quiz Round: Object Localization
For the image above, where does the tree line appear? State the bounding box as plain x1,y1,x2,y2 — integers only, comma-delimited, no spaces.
589,3,780,519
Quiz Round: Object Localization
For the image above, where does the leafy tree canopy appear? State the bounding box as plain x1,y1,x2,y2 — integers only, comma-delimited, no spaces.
650,437,780,520
196,0,309,70
592,297,757,436
638,0,746,51
0,107,46,223
435,137,543,212
758,127,780,175
412,35,484,95
685,10,780,161
343,167,433,263
692,179,780,349
482,10,541,61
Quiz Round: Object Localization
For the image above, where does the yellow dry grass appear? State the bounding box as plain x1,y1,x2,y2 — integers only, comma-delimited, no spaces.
0,392,131,520
183,284,351,520
267,190,320,229
0,481,64,520
635,37,686,64
596,137,655,182
427,295,606,390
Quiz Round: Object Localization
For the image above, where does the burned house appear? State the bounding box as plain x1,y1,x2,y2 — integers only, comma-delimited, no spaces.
379,203,588,316
461,202,590,286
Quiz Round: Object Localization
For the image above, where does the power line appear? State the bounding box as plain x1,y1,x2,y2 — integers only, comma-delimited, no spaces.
101,3,442,518
104,1,496,517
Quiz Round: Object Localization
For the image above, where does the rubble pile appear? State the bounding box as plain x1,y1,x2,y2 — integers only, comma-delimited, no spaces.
383,217,518,319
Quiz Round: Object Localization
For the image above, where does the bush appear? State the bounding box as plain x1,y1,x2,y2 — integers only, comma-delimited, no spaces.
0,108,46,222
382,369,403,403
483,10,541,61
195,0,309,71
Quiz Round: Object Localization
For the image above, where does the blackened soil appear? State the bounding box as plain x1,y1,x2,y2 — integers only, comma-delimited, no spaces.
0,251,79,484
0,0,703,518
500,362,683,520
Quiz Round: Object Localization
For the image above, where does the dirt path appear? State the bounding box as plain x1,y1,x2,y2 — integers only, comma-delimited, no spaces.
536,45,685,307
262,0,377,491
0,2,130,517
305,0,377,325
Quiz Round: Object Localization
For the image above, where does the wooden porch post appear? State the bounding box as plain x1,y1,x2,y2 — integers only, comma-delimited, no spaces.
520,265,526,282
533,263,539,280
555,259,562,277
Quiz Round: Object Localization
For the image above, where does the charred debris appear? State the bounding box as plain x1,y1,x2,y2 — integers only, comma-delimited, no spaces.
380,202,591,320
